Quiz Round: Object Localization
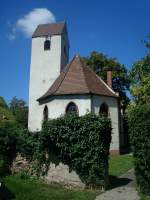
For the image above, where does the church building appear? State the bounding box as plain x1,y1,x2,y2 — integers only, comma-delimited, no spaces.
28,22,120,154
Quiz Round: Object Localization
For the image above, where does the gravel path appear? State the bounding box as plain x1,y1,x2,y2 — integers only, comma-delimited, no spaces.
95,169,140,200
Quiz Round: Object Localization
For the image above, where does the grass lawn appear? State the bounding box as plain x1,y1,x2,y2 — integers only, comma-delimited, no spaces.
2,175,97,200
109,154,133,176
0,154,134,200
140,194,150,200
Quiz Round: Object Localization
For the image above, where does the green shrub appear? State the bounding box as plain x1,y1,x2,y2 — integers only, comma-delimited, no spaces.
0,159,10,176
0,121,20,175
34,113,112,188
0,120,39,177
17,129,39,160
127,103,150,194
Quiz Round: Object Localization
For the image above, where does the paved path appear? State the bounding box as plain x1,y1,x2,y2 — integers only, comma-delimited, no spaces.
95,169,140,200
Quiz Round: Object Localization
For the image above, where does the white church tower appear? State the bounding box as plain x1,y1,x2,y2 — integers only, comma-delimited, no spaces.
28,22,69,132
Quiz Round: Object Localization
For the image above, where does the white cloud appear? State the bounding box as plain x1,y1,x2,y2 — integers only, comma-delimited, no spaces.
8,8,56,39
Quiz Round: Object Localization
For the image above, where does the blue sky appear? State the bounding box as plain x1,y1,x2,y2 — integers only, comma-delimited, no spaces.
0,0,150,103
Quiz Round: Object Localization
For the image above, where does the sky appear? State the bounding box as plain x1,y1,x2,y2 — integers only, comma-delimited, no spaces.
0,0,150,104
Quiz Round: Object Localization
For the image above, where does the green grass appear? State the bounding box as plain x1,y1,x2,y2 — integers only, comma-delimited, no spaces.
0,154,134,200
2,175,97,200
140,194,150,200
109,154,133,176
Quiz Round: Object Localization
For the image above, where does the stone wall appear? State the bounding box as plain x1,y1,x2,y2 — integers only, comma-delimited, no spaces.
11,155,85,189
11,154,31,174
44,162,85,189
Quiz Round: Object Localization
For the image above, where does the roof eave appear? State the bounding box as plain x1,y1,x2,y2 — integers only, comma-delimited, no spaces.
37,92,118,103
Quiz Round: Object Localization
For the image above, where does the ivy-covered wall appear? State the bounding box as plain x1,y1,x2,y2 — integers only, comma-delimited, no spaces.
0,113,112,189
33,113,112,188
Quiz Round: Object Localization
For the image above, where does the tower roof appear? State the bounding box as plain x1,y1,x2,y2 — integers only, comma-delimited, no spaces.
37,55,118,101
32,22,66,38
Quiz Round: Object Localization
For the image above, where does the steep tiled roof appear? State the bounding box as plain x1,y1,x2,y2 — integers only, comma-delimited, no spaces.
37,55,118,101
32,22,65,38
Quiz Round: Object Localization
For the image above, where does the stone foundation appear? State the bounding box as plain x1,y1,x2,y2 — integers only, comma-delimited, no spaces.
11,155,85,189
11,154,31,173
43,162,85,189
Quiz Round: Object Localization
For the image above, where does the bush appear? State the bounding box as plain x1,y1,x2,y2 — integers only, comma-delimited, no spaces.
0,119,39,177
0,159,9,176
34,113,112,188
0,121,19,175
127,103,150,194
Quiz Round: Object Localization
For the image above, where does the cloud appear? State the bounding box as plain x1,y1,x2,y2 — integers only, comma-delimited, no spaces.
8,8,56,39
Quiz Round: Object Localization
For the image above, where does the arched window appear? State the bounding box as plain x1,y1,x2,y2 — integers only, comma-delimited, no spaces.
43,106,48,121
44,40,50,50
66,102,78,114
99,103,109,116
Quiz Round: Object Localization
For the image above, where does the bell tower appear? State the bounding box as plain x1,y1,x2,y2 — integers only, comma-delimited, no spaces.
28,22,69,131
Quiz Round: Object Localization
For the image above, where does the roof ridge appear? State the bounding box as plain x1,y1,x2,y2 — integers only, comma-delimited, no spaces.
78,56,91,93
38,55,118,101
38,22,65,26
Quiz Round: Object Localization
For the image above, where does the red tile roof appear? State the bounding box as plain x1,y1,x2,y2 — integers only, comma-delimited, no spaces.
37,55,118,101
32,22,65,38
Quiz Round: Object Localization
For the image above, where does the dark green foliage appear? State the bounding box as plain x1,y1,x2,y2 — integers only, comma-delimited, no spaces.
17,129,38,160
9,97,28,128
34,113,112,188
0,96,8,108
127,104,150,194
84,51,130,110
0,107,16,123
129,54,150,103
0,121,19,175
0,120,38,177
0,97,16,123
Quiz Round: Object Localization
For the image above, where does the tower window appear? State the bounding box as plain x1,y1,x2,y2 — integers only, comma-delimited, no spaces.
66,102,78,114
44,40,50,50
43,105,48,121
99,103,109,116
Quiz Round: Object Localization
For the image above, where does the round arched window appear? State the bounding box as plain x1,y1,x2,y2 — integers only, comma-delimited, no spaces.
66,102,78,114
99,103,109,116
44,40,50,50
43,106,48,121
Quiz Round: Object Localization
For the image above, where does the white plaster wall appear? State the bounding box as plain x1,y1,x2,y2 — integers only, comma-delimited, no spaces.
91,95,120,151
28,34,69,132
36,95,91,131
47,95,91,118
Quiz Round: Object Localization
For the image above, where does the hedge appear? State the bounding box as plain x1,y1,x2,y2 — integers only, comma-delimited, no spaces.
34,113,112,188
127,103,150,194
0,121,19,176
0,121,37,176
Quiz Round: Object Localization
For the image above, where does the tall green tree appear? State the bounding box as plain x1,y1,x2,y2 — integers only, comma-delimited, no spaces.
0,96,15,123
9,97,28,128
129,53,150,103
84,51,130,110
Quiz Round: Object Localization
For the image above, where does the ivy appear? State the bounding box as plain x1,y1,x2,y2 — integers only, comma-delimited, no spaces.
33,113,112,188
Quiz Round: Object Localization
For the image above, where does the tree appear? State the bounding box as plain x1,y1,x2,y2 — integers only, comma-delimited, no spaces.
9,97,28,128
0,97,8,108
84,51,130,110
129,53,150,103
0,97,15,123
